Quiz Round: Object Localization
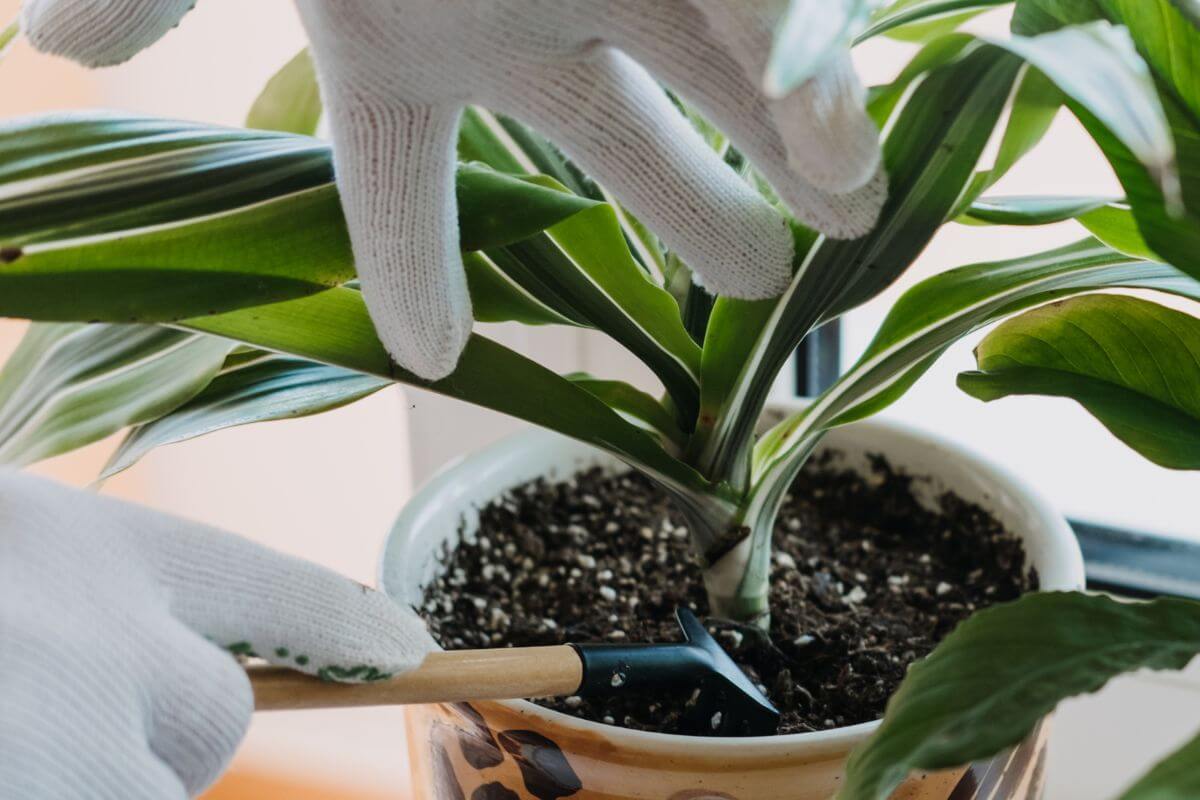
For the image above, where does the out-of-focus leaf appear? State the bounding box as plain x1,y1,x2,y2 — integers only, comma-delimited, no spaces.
1119,729,1200,800
959,294,1200,469
965,194,1161,259
0,323,232,466
1015,0,1200,278
0,18,17,60
859,0,1009,42
245,48,322,135
964,194,1112,224
103,355,389,478
839,592,1200,799
990,22,1178,206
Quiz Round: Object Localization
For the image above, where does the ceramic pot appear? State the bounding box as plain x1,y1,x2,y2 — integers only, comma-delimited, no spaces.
379,405,1084,800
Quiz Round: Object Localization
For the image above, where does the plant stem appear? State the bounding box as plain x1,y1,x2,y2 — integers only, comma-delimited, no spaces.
703,537,770,627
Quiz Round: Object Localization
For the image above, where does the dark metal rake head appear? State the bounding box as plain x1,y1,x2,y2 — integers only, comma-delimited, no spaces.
571,607,781,737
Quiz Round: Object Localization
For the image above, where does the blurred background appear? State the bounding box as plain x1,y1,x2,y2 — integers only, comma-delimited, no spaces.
2,2,1196,798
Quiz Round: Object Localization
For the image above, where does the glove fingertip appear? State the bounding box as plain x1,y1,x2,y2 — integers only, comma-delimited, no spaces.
375,299,472,382
808,168,890,241
21,0,196,68
687,206,795,301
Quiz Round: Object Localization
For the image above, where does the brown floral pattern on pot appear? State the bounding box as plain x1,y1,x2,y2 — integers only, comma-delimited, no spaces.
431,703,582,800
497,730,584,800
409,699,1051,799
452,702,505,769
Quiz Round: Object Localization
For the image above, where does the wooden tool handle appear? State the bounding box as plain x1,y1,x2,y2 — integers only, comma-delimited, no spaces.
248,645,583,711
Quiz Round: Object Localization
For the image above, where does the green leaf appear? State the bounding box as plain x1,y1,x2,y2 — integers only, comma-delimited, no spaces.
0,116,333,243
245,49,322,135
965,194,1163,259
1119,729,1200,800
766,0,877,97
458,106,531,175
0,114,603,323
859,0,1010,43
179,288,726,511
959,294,1200,469
694,45,1024,489
1105,0,1200,120
529,204,702,418
965,194,1113,224
1015,0,1200,278
746,240,1200,611
839,592,1200,800
865,35,973,126
0,323,232,466
103,354,389,478
1011,0,1107,35
1076,203,1160,258
2,184,355,321
956,65,1063,210
0,18,17,60
759,239,1200,470
1167,0,1200,30
463,251,579,326
991,22,1179,206
567,374,685,449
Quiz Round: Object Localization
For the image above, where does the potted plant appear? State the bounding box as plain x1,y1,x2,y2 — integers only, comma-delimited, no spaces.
0,0,1196,798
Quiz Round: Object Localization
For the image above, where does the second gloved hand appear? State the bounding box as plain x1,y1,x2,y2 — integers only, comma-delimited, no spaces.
21,0,886,381
0,471,435,799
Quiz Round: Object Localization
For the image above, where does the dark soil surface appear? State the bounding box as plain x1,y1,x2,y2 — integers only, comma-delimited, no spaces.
419,453,1033,736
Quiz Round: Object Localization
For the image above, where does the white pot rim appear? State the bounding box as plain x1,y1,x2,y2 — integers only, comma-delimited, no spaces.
380,403,1085,757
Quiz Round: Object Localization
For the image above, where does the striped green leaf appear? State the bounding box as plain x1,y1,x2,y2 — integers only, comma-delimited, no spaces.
959,294,1200,468
964,195,1160,259
245,49,322,135
965,195,1114,225
496,203,702,421
693,45,1023,493
696,20,1177,497
0,323,232,466
757,240,1200,477
103,354,390,478
0,114,604,323
0,115,332,243
737,240,1200,618
859,0,1010,43
567,374,686,450
955,65,1063,211
179,288,730,520
840,592,1200,800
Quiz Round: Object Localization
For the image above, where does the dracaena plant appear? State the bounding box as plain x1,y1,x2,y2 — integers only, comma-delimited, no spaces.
0,0,1195,653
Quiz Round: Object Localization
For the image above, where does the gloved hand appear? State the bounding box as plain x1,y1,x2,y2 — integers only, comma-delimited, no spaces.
20,0,885,381
0,470,434,799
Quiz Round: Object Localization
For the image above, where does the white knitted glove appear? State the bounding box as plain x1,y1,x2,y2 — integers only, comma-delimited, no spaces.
0,471,434,799
20,0,885,380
